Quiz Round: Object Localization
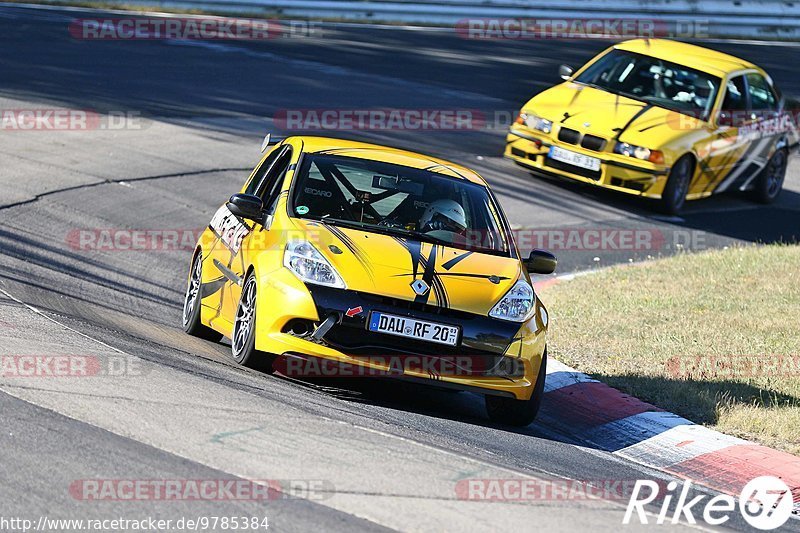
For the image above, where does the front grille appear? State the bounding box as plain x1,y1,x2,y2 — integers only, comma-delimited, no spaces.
581,134,606,151
611,177,647,192
558,127,580,144
510,147,526,158
545,157,602,181
324,323,481,357
322,325,522,377
305,286,520,361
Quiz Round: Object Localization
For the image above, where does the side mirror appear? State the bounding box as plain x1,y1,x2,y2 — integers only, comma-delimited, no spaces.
717,110,733,127
526,249,557,275
227,193,263,221
559,64,574,81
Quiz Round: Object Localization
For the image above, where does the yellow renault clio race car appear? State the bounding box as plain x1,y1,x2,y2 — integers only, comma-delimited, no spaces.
506,39,798,213
182,136,556,425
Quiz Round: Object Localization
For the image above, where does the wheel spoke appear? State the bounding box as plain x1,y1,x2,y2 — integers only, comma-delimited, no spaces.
233,278,257,358
183,256,202,326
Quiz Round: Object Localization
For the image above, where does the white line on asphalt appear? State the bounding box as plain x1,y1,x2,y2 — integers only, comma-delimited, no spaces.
0,287,125,354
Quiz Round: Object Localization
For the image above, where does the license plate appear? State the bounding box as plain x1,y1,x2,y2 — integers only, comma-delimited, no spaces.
549,145,601,171
368,312,460,347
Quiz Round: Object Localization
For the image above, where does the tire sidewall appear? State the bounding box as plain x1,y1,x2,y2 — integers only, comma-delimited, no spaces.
183,253,204,333
660,155,693,214
756,148,788,203
232,274,258,365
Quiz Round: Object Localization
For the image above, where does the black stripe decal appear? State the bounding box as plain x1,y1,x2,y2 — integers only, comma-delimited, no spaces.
613,104,652,141
200,277,227,298
324,223,374,278
392,272,510,281
213,259,243,286
415,245,439,305
442,251,473,270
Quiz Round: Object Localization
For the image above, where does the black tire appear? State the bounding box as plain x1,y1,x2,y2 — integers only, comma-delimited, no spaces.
750,148,788,204
182,253,222,341
658,155,694,215
485,349,548,426
231,272,275,372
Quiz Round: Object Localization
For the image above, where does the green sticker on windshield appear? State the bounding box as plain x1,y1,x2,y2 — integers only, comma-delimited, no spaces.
296,205,309,215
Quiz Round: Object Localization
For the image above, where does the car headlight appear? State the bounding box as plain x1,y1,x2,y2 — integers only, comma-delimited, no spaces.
614,142,664,164
489,280,536,322
284,241,346,288
515,112,552,134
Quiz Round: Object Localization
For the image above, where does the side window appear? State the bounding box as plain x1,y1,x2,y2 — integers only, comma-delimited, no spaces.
722,76,747,112
244,147,282,196
261,148,293,214
746,73,778,111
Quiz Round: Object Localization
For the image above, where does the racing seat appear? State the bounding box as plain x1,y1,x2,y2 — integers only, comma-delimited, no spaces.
297,179,343,218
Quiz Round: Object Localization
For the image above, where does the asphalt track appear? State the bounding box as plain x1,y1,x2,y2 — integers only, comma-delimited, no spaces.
0,4,799,531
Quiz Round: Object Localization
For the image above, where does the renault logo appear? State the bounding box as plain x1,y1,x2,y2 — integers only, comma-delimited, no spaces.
410,279,430,296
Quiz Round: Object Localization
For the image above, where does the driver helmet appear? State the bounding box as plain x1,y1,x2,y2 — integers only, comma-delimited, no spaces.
419,199,467,233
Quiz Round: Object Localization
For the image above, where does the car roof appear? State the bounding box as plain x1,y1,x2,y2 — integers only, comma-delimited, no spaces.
289,136,488,185
613,39,757,77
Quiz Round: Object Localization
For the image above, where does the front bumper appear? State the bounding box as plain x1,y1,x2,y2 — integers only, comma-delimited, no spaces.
505,127,671,199
253,271,546,400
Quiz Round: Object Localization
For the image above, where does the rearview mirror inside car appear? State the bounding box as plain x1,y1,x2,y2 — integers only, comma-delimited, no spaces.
227,193,264,221
372,175,424,195
526,249,557,275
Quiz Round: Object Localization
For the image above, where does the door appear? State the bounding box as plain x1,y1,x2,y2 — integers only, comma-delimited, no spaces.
218,145,295,325
204,144,287,332
695,74,752,194
713,72,780,193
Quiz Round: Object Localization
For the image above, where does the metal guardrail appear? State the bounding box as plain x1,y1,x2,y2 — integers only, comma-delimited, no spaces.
66,0,800,39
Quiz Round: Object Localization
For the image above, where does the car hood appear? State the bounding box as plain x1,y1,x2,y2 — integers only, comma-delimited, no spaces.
293,219,523,315
524,82,703,146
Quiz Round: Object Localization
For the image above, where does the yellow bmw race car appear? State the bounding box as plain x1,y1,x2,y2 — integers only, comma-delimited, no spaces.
182,136,556,425
506,38,799,213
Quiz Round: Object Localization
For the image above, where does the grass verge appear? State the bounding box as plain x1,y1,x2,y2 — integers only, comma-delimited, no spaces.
538,244,800,455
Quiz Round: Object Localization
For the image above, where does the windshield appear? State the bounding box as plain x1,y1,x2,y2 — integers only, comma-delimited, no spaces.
290,154,511,255
574,49,721,120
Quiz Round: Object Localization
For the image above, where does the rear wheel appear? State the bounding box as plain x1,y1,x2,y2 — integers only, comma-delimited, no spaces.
658,155,694,215
182,253,222,341
485,350,547,426
231,272,274,372
750,148,787,204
